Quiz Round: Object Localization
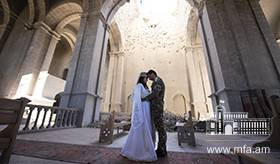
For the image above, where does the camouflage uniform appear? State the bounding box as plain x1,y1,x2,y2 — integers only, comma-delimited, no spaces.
144,77,167,153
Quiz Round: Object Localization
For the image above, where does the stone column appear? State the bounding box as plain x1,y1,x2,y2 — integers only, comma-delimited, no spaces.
185,45,209,118
11,23,53,98
185,46,196,117
60,0,109,126
111,51,125,113
197,46,213,118
93,37,110,122
0,25,34,97
198,0,280,112
39,36,60,72
100,51,125,113
102,51,118,112
33,34,60,97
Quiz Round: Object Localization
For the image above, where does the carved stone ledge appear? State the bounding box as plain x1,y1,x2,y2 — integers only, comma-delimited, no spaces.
109,51,124,56
33,21,61,40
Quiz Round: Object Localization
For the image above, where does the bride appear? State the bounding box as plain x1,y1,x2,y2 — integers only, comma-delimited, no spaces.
120,72,157,162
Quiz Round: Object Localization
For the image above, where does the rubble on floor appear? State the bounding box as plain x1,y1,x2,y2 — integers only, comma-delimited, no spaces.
88,111,206,133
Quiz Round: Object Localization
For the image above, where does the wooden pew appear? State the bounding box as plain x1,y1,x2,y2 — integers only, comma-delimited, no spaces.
99,111,130,144
0,98,30,164
176,111,196,147
253,95,280,149
99,111,114,144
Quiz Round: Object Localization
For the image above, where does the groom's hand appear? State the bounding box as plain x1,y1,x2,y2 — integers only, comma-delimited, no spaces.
141,97,148,101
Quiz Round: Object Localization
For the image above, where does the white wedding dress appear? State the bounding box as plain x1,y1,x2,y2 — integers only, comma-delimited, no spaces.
121,84,157,162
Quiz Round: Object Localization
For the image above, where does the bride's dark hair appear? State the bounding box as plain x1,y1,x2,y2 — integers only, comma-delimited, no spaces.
137,73,148,89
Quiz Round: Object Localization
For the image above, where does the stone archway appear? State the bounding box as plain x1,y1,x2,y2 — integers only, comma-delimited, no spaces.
60,0,280,126
105,0,213,118
185,5,213,119
100,21,125,113
60,0,218,125
30,0,82,105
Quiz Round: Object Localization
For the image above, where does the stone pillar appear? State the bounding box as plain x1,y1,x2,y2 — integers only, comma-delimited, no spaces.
185,46,196,117
33,35,60,97
185,45,209,118
197,46,213,117
0,25,34,97
99,51,125,113
93,38,110,122
0,20,52,98
60,0,109,126
12,23,53,98
111,51,125,113
40,36,60,72
198,0,280,112
102,52,118,112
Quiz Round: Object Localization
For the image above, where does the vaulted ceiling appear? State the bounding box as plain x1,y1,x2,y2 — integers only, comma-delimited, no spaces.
1,0,280,40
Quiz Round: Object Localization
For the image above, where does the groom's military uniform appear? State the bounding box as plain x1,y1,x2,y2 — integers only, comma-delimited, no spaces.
144,76,167,154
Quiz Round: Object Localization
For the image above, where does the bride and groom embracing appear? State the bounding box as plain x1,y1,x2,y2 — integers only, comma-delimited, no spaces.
121,70,167,162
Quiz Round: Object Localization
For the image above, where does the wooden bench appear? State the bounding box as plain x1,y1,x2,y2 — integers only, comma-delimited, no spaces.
0,97,30,164
176,111,196,147
253,95,280,149
99,111,130,144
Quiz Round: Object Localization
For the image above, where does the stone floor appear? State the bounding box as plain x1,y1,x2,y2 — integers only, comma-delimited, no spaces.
16,128,269,152
10,155,75,164
9,128,280,163
12,139,239,164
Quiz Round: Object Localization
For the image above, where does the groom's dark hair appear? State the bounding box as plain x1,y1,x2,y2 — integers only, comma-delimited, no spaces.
147,70,157,76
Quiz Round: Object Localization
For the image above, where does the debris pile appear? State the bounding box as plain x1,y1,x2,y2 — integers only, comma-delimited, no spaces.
193,121,206,132
163,111,185,132
89,111,206,133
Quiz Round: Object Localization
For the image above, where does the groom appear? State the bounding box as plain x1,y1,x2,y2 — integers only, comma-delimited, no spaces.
142,70,167,157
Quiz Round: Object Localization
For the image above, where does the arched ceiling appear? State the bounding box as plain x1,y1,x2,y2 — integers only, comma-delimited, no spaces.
0,0,27,25
103,0,280,40
109,21,123,51
0,0,9,25
45,0,82,29
44,0,82,46
2,0,279,44
68,19,80,31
